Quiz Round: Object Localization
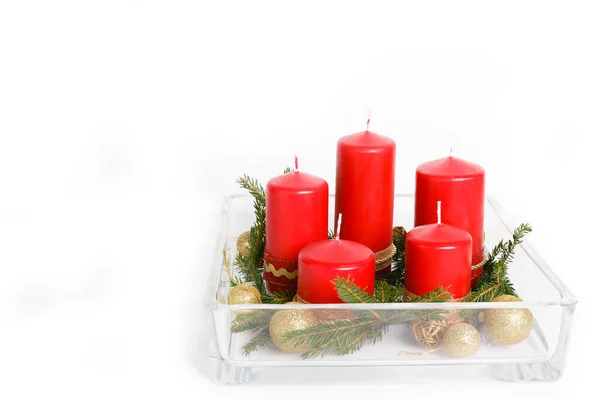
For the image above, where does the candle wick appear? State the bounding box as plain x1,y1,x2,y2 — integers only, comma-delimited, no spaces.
449,148,453,157
335,214,342,240
437,201,442,225
294,155,299,172
366,110,371,132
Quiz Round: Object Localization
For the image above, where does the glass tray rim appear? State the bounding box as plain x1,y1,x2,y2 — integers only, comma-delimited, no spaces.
206,194,578,311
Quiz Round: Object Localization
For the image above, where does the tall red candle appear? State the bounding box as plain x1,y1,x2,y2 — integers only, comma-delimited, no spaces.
335,130,396,274
404,221,472,299
264,169,328,294
297,238,375,303
414,156,485,286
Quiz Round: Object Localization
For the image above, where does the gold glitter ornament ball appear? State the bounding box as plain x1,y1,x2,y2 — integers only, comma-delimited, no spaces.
236,231,252,257
228,284,262,305
269,302,319,352
484,295,533,345
442,323,481,358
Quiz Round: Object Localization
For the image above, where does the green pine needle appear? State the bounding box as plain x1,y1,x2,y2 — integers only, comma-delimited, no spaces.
242,327,271,355
262,291,294,304
231,311,274,333
332,276,376,304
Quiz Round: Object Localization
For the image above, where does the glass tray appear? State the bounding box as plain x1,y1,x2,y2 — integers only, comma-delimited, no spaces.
205,195,577,384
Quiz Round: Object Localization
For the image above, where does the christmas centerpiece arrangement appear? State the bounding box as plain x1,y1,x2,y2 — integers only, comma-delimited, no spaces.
224,126,536,360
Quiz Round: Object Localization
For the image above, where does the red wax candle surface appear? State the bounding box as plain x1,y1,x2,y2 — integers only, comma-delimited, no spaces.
404,224,472,298
415,156,485,265
335,131,395,269
298,239,375,303
265,171,328,292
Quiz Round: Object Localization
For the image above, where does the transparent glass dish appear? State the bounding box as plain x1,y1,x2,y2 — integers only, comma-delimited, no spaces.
205,195,577,384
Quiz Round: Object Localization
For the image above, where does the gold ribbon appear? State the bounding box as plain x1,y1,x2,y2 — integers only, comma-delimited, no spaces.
264,262,298,279
375,243,396,271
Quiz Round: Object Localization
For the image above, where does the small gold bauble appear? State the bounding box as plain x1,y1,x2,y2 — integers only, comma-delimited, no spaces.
484,295,533,345
228,284,262,305
412,319,448,348
236,231,252,258
269,302,319,352
442,323,481,358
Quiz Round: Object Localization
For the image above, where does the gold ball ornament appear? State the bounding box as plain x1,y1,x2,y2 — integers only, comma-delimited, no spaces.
484,295,533,345
236,231,252,257
442,323,481,358
269,302,319,352
227,284,262,305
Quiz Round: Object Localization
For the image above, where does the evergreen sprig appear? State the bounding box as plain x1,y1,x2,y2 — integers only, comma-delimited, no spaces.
293,319,382,359
233,169,295,298
262,291,294,304
374,280,402,303
236,174,266,205
233,175,267,295
333,277,377,304
279,278,449,358
231,310,274,333
242,327,271,356
466,223,531,302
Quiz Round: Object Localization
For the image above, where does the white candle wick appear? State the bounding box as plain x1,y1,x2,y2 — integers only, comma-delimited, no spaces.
335,213,342,240
366,110,371,131
437,201,442,225
449,148,453,157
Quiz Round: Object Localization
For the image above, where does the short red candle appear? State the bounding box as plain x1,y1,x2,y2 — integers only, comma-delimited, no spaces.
335,130,396,274
297,239,375,303
404,223,472,298
264,170,328,294
414,156,485,284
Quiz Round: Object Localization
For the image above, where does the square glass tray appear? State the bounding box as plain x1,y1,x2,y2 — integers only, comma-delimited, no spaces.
205,195,577,384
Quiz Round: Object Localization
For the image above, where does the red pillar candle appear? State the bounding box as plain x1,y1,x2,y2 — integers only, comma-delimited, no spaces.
404,219,472,299
264,169,328,294
414,156,485,286
297,237,375,303
335,130,396,274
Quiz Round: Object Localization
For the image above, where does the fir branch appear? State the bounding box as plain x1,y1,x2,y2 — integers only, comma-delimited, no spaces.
332,277,376,304
231,311,273,333
282,318,376,359
380,309,444,324
374,280,401,303
242,327,271,355
374,280,392,303
406,287,453,303
328,230,334,240
236,174,266,206
262,291,295,304
467,224,531,302
332,277,382,320
235,174,267,295
283,166,293,174
334,325,374,356
229,276,245,287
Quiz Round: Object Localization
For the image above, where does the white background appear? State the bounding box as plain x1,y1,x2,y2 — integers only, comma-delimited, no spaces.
1,0,598,398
